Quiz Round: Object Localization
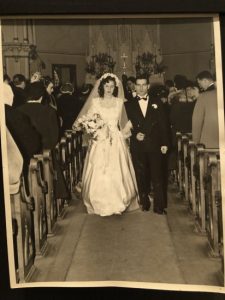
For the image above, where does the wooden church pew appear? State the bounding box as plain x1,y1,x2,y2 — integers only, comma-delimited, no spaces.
71,131,84,190
54,143,66,217
10,175,35,283
204,152,222,257
187,137,196,214
176,132,183,194
29,157,48,256
34,150,57,236
59,136,71,206
64,130,74,196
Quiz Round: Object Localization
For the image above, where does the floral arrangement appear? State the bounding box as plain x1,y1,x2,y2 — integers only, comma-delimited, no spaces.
85,52,116,78
135,51,167,77
73,113,108,142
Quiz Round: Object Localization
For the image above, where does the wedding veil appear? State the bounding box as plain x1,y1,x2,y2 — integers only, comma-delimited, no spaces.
73,73,129,132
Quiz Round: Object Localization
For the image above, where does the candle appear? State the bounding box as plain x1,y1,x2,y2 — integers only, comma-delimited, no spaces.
13,20,18,42
23,20,28,43
32,20,36,45
108,45,110,56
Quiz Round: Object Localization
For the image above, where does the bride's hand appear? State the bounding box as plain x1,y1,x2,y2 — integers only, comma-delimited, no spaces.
136,132,145,141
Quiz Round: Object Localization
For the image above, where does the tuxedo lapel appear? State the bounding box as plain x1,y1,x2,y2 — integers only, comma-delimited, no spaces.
134,98,145,120
144,99,152,120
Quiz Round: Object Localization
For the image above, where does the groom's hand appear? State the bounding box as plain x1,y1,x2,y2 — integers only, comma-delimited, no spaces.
136,132,145,141
161,146,168,154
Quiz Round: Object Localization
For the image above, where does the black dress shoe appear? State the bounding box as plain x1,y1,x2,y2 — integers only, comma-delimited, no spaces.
141,196,151,211
154,208,167,215
142,203,150,211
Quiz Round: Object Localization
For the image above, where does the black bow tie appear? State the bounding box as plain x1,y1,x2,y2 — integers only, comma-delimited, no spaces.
137,95,148,101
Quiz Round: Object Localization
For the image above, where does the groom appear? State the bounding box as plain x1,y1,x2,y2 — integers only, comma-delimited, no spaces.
125,75,169,214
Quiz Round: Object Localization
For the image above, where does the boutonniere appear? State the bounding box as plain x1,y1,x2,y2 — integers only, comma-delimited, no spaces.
152,104,158,109
132,91,137,97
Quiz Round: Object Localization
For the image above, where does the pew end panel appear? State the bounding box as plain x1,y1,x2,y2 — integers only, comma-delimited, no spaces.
10,176,36,283
29,157,48,257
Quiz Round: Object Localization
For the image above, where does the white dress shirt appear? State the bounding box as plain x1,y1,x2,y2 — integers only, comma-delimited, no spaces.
138,94,149,117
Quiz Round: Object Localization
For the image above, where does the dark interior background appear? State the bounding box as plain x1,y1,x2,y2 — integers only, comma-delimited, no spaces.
1,1,225,298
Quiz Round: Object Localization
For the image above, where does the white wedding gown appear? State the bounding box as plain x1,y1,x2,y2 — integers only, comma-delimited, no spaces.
81,97,140,216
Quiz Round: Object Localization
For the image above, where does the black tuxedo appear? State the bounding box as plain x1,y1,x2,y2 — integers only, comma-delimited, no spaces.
125,95,169,212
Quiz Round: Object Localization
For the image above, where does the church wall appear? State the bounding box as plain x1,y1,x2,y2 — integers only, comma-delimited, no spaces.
35,20,89,87
2,19,214,85
36,53,87,89
160,19,213,81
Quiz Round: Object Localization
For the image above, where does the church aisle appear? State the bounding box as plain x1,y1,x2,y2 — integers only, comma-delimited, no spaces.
31,189,222,286
167,186,223,286
65,207,184,283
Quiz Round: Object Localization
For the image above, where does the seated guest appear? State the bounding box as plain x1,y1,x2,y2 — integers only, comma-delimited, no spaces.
170,91,196,134
57,83,81,133
168,74,188,105
77,83,93,109
186,81,199,102
169,80,196,178
17,81,69,200
41,76,58,110
17,81,59,150
165,79,176,94
12,74,27,108
5,104,42,163
192,71,218,148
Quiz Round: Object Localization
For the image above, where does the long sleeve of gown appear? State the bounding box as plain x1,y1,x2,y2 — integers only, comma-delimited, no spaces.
119,99,132,139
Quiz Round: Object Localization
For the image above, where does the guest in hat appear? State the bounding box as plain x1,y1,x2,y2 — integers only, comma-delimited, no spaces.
57,82,81,133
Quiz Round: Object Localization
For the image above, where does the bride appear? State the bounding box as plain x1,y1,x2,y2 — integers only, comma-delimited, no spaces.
73,73,139,216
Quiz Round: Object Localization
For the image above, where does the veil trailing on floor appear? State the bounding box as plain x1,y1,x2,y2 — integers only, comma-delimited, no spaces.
72,73,132,137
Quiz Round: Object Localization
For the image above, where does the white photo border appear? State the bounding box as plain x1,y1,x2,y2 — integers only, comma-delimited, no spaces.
0,13,225,293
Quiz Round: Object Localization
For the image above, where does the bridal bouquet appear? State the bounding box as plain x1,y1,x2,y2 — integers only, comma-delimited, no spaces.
73,113,108,141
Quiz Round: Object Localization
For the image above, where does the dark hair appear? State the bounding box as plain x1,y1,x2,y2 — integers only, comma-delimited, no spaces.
173,74,188,90
185,80,199,89
27,81,46,101
196,70,214,81
41,76,54,88
149,84,168,98
122,74,128,82
13,74,26,86
127,76,136,83
165,80,174,88
4,74,11,82
60,82,74,94
98,76,118,98
135,75,149,84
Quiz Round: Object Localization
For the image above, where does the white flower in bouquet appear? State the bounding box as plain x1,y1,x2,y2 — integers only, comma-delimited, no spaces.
73,113,108,141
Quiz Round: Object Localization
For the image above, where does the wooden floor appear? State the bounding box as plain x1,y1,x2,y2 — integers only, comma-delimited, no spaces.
31,185,223,286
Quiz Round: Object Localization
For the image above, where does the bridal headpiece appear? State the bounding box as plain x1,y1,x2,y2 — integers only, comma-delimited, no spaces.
99,73,120,87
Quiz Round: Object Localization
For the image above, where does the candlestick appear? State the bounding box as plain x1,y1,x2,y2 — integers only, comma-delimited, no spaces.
23,20,28,43
32,20,36,45
13,20,18,42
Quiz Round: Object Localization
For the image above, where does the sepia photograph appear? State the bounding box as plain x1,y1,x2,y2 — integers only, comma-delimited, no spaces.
0,14,225,293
